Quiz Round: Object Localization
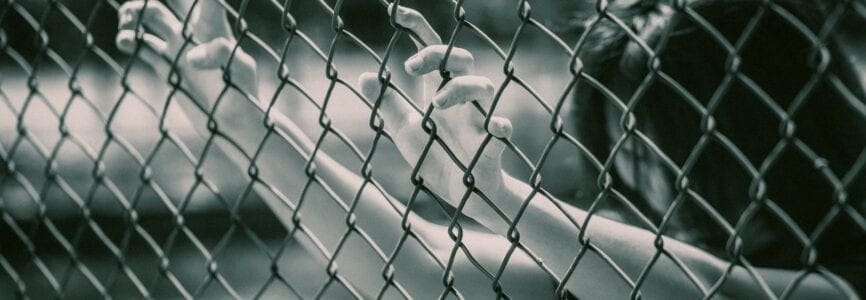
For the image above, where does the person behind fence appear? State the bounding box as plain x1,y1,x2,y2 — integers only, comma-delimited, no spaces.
115,0,864,298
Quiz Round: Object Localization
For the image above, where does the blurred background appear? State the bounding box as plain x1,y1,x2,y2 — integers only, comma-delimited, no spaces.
0,0,602,298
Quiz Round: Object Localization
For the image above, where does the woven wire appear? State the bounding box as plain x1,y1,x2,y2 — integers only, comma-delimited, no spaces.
1,0,865,299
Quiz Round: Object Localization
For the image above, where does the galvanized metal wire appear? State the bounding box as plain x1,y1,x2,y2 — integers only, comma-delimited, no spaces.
1,0,864,299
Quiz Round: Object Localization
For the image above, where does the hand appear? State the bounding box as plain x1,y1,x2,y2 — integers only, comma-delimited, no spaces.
358,5,513,214
116,0,257,107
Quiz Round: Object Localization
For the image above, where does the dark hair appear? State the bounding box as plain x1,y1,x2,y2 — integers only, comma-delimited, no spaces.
571,0,866,263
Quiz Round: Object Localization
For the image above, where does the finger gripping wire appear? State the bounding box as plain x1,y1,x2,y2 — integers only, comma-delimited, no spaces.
0,1,863,300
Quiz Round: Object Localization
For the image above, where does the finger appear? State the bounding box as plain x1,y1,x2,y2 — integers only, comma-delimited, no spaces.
196,0,226,16
118,0,182,39
487,116,513,139
388,4,441,49
191,0,233,38
358,72,415,131
431,75,495,109
186,37,246,69
387,5,446,105
480,116,513,161
404,45,474,76
116,29,168,65
164,0,193,16
186,37,257,93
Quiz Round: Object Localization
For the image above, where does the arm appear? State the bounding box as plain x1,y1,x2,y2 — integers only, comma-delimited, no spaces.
497,174,857,299
371,5,859,300
115,1,553,298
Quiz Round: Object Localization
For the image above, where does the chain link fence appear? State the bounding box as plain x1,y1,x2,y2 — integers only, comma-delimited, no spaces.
1,0,865,299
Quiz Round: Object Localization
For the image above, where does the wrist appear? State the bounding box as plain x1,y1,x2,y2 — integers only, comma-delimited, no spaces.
461,171,531,231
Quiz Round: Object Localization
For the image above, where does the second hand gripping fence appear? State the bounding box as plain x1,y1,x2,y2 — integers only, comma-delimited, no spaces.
1,0,865,299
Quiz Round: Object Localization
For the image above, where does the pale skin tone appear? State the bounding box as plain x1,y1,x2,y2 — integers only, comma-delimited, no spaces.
116,1,859,298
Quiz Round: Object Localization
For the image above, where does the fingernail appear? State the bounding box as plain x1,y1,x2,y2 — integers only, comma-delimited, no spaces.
405,55,423,73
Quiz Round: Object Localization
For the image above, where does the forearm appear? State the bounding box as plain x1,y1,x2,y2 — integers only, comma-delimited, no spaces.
196,89,426,249
211,92,565,298
489,174,857,299
483,174,722,298
181,90,479,296
723,265,855,299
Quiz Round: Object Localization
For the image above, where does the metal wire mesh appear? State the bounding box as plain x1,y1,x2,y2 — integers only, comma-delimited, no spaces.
1,0,865,299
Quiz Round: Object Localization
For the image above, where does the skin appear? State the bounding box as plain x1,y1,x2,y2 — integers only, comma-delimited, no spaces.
115,1,859,298
115,1,552,298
